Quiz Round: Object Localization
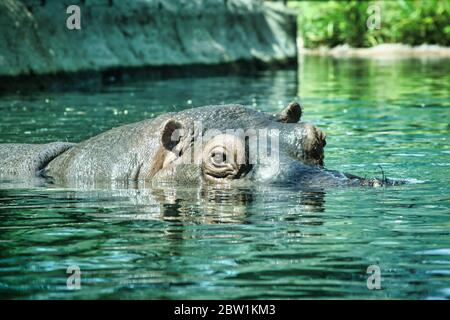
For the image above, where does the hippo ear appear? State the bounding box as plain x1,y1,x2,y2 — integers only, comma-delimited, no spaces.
276,102,302,123
148,120,186,177
161,120,184,152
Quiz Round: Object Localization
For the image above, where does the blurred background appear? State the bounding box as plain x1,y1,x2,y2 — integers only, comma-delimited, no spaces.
289,0,449,48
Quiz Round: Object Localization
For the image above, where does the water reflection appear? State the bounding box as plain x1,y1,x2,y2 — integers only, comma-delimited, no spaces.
298,55,450,102
298,191,326,213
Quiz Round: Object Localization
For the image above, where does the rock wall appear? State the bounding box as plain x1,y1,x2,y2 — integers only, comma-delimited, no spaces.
0,0,297,77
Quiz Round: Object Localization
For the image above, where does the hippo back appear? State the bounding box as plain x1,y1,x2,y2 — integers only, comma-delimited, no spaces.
0,142,74,178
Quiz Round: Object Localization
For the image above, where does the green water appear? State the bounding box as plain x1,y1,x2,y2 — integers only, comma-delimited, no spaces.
0,56,449,299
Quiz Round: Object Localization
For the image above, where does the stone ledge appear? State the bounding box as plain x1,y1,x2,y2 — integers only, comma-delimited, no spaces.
0,0,297,78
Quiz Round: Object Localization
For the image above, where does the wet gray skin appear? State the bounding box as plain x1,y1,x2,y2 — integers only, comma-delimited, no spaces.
0,103,397,188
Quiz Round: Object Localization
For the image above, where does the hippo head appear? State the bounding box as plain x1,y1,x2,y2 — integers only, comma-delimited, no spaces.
149,103,328,186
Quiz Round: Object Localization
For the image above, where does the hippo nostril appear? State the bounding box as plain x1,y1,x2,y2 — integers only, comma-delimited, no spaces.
292,124,326,166
318,131,326,147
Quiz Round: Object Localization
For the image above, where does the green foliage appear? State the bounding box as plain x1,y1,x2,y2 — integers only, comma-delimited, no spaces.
289,0,450,48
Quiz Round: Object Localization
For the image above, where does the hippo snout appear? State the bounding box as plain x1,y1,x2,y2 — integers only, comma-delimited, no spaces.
301,123,326,166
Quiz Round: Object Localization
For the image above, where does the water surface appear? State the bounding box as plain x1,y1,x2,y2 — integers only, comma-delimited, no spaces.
0,56,449,299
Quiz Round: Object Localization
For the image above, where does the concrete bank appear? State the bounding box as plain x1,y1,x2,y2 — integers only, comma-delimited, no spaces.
0,0,297,83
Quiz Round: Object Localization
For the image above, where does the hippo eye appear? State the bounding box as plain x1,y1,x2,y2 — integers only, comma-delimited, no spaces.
210,148,227,167
202,134,249,183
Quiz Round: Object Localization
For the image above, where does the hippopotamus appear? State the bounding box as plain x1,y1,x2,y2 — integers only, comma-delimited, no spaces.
0,103,396,188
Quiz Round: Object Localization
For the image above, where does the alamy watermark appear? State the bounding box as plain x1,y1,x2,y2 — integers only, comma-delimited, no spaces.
366,264,381,290
66,265,81,290
65,3,381,32
367,2,381,30
165,121,282,178
66,5,81,30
